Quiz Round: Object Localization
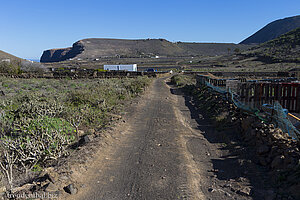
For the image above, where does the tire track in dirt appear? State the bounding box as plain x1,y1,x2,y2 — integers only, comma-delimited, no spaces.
63,77,212,200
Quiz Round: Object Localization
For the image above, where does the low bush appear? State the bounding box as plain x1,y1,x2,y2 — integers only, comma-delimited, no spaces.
20,61,47,73
171,74,196,87
0,60,21,74
0,76,151,189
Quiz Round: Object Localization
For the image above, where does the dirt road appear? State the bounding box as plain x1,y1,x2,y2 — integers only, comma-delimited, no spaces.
65,77,266,200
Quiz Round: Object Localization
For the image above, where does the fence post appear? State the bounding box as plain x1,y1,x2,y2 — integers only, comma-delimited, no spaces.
296,85,300,112
265,83,270,105
286,84,291,111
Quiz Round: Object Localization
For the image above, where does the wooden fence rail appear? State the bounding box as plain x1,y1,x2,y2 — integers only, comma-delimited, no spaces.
196,74,300,113
238,83,300,113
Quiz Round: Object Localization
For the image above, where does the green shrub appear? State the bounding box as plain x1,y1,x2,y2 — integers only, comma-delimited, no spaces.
0,116,75,178
0,76,152,181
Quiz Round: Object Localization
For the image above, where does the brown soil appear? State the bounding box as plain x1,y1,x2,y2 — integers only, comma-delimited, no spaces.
57,77,272,200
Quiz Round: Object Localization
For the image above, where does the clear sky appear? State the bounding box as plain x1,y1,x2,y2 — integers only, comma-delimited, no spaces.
0,0,299,59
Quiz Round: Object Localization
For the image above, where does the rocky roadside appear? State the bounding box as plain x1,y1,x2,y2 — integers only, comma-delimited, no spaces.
183,84,300,200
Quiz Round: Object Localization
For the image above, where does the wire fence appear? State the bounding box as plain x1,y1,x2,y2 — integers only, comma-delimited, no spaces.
273,101,300,140
198,76,300,140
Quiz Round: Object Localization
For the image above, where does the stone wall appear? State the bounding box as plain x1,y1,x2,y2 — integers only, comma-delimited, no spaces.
191,84,300,199
0,71,161,79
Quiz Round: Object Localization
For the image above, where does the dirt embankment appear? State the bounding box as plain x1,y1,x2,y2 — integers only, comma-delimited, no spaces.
185,83,300,199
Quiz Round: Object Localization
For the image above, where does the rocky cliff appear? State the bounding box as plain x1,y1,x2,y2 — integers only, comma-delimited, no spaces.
40,41,84,62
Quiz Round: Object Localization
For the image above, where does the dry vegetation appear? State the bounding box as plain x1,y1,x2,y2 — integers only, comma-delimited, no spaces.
0,76,151,190
170,74,196,87
0,60,48,74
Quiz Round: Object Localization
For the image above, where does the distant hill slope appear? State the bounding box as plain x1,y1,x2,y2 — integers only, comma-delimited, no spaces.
240,15,300,44
40,38,252,63
0,50,21,61
0,50,30,74
176,42,251,56
246,27,300,63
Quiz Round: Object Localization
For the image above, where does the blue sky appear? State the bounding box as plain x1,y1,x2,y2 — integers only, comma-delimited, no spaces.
0,0,299,59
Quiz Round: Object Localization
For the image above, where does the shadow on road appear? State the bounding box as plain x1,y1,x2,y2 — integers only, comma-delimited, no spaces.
170,86,274,200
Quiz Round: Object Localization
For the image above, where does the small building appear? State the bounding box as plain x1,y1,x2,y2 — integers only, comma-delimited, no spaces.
104,64,137,72
1,59,10,63
151,55,160,59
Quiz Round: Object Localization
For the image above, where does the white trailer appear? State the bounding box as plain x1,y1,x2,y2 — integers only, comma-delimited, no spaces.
104,64,137,72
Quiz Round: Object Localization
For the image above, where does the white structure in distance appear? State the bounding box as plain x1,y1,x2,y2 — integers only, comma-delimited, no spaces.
104,64,137,72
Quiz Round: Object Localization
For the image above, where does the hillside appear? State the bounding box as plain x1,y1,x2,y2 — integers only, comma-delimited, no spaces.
0,50,23,74
40,38,252,63
176,42,251,56
247,27,300,63
240,15,300,44
41,39,187,62
0,50,21,61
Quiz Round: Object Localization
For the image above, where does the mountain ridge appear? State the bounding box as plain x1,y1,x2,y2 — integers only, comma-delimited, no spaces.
0,50,22,61
40,38,252,63
240,15,300,44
